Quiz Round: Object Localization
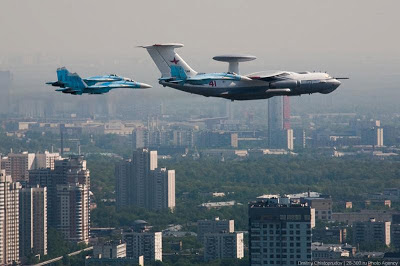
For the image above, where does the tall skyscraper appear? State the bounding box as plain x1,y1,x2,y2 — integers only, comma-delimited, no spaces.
0,170,21,265
249,198,312,265
148,168,175,211
123,230,162,262
19,186,47,258
116,149,175,211
204,232,244,261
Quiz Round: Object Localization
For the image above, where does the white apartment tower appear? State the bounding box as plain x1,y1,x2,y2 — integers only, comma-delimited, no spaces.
56,183,90,244
19,186,48,258
0,170,21,265
149,168,175,211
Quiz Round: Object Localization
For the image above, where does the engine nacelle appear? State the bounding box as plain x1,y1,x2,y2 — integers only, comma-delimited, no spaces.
270,80,298,89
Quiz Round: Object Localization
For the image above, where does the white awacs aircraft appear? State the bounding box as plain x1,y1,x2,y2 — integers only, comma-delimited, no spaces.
141,43,346,101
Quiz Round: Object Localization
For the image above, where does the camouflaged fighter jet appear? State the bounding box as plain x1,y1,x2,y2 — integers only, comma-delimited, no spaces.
141,43,346,101
46,67,151,95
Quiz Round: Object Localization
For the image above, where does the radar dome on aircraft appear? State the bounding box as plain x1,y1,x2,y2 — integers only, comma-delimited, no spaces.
213,54,256,74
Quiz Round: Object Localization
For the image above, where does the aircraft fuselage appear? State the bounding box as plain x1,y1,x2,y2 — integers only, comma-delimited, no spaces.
160,71,341,101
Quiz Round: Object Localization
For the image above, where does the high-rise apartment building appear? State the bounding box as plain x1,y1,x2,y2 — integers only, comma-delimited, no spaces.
115,149,175,211
268,96,292,150
28,156,90,243
197,217,234,241
0,170,21,265
204,232,244,261
249,198,312,266
19,186,47,258
353,219,391,247
148,168,175,211
56,183,90,244
391,214,400,249
7,152,36,182
115,160,131,209
34,151,61,170
123,230,162,262
132,149,157,208
361,127,384,147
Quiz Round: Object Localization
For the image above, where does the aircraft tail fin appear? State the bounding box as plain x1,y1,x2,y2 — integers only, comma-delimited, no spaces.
170,65,187,80
140,43,197,78
57,67,87,90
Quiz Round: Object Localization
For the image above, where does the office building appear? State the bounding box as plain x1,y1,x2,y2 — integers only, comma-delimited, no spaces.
0,170,21,265
19,186,47,258
56,183,90,244
249,198,312,265
123,230,162,262
204,232,244,261
197,217,234,241
353,219,391,246
148,168,175,211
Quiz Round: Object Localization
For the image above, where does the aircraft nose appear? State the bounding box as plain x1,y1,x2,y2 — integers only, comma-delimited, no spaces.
332,79,341,87
139,83,152,89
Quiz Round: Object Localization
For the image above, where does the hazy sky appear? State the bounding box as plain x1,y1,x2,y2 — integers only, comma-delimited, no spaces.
1,0,399,99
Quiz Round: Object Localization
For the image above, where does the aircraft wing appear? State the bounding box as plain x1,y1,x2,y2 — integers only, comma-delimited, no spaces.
246,71,288,81
55,88,82,94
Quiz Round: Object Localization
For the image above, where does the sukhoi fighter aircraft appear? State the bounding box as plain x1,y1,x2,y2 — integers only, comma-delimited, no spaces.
46,67,151,95
141,43,346,101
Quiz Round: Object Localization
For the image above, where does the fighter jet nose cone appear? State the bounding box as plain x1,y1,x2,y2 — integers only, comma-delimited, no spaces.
140,83,152,89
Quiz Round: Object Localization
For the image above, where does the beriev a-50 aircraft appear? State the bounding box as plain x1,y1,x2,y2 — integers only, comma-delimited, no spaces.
46,67,151,95
141,43,346,101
